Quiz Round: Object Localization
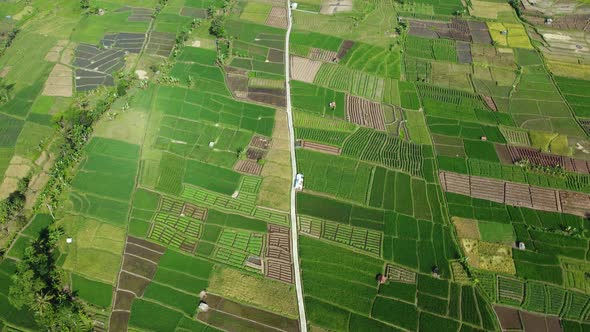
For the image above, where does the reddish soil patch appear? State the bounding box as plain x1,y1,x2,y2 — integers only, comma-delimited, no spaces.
345,95,386,131
234,159,263,176
309,48,338,62
546,316,563,332
265,7,288,29
336,40,354,60
247,147,266,160
440,171,590,216
482,95,498,111
226,73,249,97
520,311,549,332
180,240,197,254
182,202,208,220
495,144,513,164
127,236,166,253
290,56,322,83
117,271,151,296
407,18,471,42
113,290,135,311
248,89,286,107
470,176,505,203
125,243,163,263
494,305,523,330
267,48,284,63
122,254,158,279
250,135,272,149
264,224,293,283
560,191,590,216
109,311,130,332
497,145,590,175
301,140,341,155
505,182,533,208
265,260,293,284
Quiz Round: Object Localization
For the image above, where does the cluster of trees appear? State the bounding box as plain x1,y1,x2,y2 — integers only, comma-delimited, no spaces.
9,226,92,331
0,174,30,233
0,78,15,104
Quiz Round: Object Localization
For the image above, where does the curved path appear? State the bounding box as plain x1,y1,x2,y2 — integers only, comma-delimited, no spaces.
284,3,308,331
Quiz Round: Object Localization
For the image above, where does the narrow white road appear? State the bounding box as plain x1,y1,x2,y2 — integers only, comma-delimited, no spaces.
284,2,308,332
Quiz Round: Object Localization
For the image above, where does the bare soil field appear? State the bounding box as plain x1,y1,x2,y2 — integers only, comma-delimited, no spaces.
309,48,338,62
496,144,590,175
345,95,386,131
251,135,273,149
407,18,472,42
300,140,341,155
248,87,286,107
320,0,352,15
42,64,72,97
440,171,590,216
290,56,322,83
336,40,354,60
264,224,293,283
109,237,165,331
265,7,288,29
234,159,263,175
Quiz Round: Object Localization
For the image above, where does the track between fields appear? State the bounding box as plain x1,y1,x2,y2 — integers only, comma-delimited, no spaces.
284,2,308,331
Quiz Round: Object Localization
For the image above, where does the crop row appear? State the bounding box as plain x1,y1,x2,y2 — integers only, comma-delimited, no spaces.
341,128,424,177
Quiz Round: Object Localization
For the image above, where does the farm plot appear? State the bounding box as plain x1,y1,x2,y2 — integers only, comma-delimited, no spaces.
342,127,424,177
239,2,272,24
291,80,345,117
429,61,473,91
100,32,146,53
405,35,458,62
538,29,590,65
500,126,531,146
197,294,299,331
487,22,533,49
300,140,341,155
248,87,286,108
148,197,207,253
497,144,590,175
299,215,382,255
73,44,124,91
440,171,590,216
265,7,288,29
345,95,386,131
109,236,166,332
115,6,154,22
296,148,372,203
299,236,382,315
407,18,471,42
339,42,401,79
264,224,293,283
309,48,338,62
42,64,72,97
313,63,385,101
181,177,290,226
144,31,176,57
554,76,590,118
70,138,139,224
154,85,276,136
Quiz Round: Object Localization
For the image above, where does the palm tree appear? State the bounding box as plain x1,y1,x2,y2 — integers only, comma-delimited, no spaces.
32,292,54,317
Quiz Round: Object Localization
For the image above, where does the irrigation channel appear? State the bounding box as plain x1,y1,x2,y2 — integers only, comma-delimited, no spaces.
284,2,308,331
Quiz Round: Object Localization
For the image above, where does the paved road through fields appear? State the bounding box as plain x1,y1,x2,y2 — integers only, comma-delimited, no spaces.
283,2,308,331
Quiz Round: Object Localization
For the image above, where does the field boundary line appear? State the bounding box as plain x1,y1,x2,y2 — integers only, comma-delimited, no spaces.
284,1,308,330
